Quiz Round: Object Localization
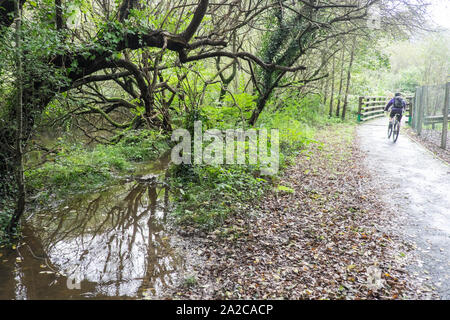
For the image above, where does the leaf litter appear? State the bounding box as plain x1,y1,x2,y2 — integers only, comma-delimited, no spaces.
163,124,434,300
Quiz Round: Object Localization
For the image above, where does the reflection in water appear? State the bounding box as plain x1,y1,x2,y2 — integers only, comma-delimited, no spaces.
0,167,182,300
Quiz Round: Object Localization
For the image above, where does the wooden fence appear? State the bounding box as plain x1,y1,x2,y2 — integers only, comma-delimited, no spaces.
357,96,413,123
411,83,450,150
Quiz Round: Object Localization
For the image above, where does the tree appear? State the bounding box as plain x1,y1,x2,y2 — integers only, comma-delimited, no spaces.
247,0,431,124
0,0,315,233
341,36,357,120
5,0,24,234
248,1,374,125
0,0,433,234
335,42,346,118
329,54,336,117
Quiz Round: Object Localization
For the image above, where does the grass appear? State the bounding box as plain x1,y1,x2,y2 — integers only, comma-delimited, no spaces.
183,275,198,288
25,129,170,201
169,163,270,230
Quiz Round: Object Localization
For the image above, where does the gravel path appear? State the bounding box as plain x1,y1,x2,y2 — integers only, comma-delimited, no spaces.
357,117,450,299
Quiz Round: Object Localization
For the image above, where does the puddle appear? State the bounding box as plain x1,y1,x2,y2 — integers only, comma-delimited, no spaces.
0,154,184,299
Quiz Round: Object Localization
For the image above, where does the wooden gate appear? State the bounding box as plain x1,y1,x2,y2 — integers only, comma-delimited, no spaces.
357,96,413,123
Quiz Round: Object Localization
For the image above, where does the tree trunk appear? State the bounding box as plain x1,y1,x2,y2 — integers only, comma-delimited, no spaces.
216,56,237,102
249,69,287,125
249,91,271,126
336,44,346,118
55,0,64,30
341,37,357,120
323,70,330,106
7,0,25,235
329,55,335,117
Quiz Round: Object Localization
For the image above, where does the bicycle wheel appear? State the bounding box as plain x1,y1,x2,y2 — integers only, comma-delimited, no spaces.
388,122,393,138
393,120,400,143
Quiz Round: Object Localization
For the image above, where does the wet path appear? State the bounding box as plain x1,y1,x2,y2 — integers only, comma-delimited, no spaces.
357,117,450,299
0,155,183,299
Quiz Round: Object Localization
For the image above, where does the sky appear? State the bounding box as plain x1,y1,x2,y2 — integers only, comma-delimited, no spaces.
428,0,450,30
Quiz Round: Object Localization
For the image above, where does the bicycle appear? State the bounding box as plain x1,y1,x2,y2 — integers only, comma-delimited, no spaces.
387,111,403,143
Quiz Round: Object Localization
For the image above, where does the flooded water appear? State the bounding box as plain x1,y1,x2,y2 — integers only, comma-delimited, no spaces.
0,154,184,299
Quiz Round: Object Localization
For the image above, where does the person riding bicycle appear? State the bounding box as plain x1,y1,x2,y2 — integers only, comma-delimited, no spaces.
384,92,406,125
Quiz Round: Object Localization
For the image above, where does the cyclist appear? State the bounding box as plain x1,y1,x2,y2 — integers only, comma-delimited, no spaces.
384,92,406,127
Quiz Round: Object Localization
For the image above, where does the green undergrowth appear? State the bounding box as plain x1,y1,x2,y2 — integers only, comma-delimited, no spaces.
0,208,13,244
25,130,170,202
169,94,355,231
169,164,271,230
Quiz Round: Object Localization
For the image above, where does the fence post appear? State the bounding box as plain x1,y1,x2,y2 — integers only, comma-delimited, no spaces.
408,96,413,125
442,82,450,149
413,87,420,130
417,86,425,136
357,96,363,122
414,88,419,132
